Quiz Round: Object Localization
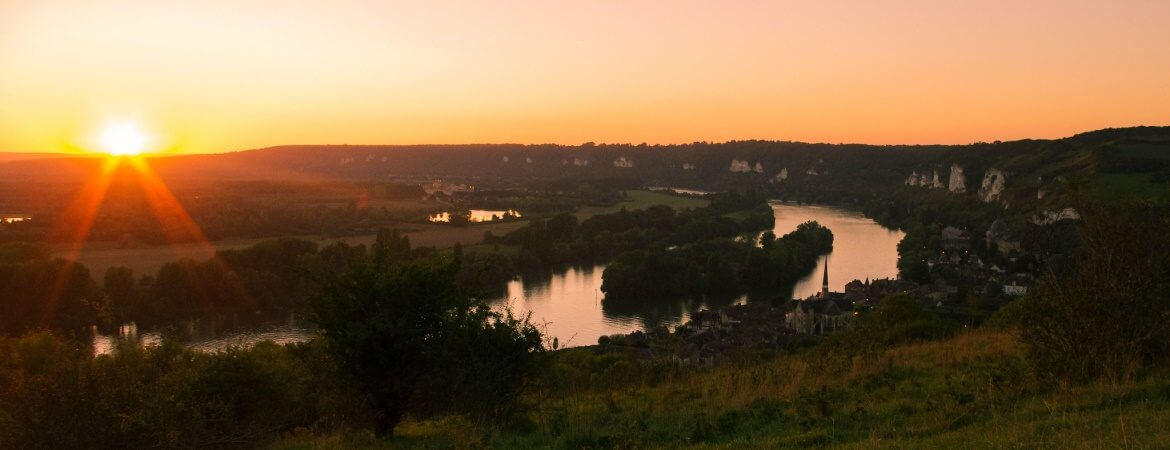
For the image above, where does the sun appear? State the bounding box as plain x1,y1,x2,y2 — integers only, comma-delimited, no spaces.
98,121,150,156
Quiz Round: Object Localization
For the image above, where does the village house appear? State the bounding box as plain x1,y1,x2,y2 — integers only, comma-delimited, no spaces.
986,219,1022,254
941,226,971,250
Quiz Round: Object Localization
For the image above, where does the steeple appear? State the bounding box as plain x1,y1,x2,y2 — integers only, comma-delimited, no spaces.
821,257,829,298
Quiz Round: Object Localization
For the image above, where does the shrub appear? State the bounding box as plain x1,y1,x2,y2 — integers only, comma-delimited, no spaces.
310,255,543,435
0,333,335,448
827,294,957,354
1020,201,1170,382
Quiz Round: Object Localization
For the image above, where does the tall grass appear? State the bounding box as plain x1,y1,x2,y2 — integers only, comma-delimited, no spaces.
310,329,1170,449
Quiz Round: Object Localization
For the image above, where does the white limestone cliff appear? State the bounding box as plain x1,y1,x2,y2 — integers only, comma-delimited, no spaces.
931,171,944,189
979,169,1007,202
948,164,966,193
1031,208,1080,225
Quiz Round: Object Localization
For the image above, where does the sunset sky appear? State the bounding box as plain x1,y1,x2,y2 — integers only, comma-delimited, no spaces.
2,0,1168,154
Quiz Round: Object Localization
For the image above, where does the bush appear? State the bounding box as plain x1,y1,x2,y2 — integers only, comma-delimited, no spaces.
310,253,543,435
0,333,339,448
1020,201,1170,382
827,294,957,354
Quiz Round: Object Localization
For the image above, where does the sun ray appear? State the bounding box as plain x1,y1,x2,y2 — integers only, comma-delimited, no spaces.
42,156,121,326
125,156,254,306
126,156,211,244
43,154,252,326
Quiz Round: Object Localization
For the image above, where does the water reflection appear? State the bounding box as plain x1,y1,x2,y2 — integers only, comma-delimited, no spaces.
93,314,314,356
770,203,905,298
428,209,522,223
646,187,713,196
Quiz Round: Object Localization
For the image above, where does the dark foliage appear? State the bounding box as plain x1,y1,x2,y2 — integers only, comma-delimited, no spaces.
309,234,543,435
0,333,354,448
1020,201,1170,382
601,220,832,298
0,248,101,336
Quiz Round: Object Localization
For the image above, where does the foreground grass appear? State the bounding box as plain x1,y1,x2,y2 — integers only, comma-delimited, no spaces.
274,330,1170,449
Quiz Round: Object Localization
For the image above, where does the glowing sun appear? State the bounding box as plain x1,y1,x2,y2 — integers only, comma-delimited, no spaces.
98,121,150,155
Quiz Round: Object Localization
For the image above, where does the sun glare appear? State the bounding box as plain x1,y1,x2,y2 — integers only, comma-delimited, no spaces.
98,121,150,156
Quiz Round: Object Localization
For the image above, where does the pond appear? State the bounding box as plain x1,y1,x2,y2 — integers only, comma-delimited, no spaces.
646,186,714,196
428,209,522,223
93,202,903,353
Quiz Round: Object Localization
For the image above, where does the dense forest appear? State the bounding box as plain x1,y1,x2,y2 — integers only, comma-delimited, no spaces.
601,221,832,299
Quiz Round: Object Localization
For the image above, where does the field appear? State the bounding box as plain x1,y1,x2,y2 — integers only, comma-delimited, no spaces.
1092,173,1169,201
1091,140,1170,201
575,190,710,220
54,220,529,277
274,330,1170,449
53,189,704,276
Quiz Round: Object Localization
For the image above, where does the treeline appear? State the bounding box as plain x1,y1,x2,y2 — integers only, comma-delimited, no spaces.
0,236,545,447
493,191,772,263
0,243,99,336
446,180,626,217
0,179,433,245
0,230,468,335
600,221,833,299
457,192,776,294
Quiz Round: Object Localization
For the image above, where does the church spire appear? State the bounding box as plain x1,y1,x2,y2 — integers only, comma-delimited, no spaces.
821,257,829,298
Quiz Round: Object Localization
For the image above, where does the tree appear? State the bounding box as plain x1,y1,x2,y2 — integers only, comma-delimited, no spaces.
103,266,138,323
0,258,101,335
310,256,543,435
1021,201,1170,382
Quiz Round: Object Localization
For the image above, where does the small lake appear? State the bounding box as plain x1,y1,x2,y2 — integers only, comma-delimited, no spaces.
428,209,522,223
647,187,714,196
94,202,903,353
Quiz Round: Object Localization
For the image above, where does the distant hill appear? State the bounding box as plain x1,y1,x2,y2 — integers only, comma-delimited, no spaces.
3,126,1168,212
0,152,72,164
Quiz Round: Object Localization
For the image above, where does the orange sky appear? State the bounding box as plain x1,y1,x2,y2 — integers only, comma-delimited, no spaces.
2,0,1168,154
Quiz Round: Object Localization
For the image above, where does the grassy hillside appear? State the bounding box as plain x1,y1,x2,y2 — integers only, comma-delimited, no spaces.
1091,137,1170,202
272,329,1170,449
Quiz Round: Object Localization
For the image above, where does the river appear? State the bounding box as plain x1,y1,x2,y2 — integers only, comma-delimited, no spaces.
93,202,903,353
489,202,904,347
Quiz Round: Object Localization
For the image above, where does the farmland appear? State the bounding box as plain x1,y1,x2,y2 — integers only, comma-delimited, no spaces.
52,190,705,276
